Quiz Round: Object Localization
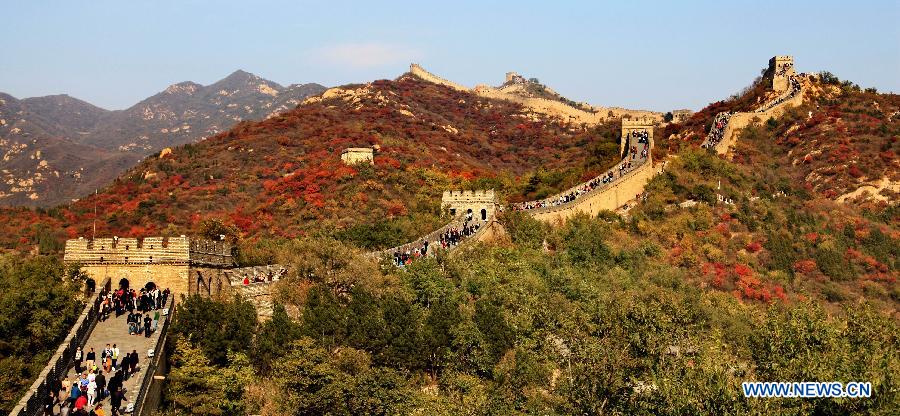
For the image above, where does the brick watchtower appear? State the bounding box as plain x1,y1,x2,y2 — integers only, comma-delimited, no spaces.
769,56,795,93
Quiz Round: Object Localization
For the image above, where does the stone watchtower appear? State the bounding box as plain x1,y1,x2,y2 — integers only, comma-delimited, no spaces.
621,117,655,156
64,236,234,299
341,147,374,165
769,55,795,93
441,190,498,221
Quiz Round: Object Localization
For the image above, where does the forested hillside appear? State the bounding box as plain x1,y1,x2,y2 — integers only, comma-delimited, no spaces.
0,74,624,252
1,66,898,415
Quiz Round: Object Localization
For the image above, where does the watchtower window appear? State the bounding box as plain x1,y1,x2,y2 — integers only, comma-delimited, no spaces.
449,208,456,216
481,209,487,221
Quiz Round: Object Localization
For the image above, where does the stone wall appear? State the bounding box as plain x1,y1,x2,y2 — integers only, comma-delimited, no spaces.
188,265,287,318
188,239,235,265
712,77,804,155
473,85,607,125
528,157,658,224
65,236,232,266
409,63,662,126
65,236,190,265
189,266,233,299
409,64,469,91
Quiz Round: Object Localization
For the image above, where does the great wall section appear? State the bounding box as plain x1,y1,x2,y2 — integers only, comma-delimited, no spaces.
409,64,664,125
702,56,805,154
13,56,809,416
385,57,807,246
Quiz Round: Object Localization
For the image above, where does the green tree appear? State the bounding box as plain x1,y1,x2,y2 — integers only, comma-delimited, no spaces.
172,295,257,365
0,255,80,412
165,339,254,415
253,303,302,374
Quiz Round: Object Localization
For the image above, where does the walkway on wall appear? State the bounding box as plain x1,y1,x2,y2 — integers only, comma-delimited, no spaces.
514,130,652,215
701,74,803,151
54,297,171,415
371,212,494,265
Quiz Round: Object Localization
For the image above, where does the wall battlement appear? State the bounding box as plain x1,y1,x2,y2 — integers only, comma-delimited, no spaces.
442,189,497,200
64,236,232,266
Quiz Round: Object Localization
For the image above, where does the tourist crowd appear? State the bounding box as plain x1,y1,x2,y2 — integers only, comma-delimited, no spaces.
703,75,801,150
701,112,734,149
43,283,170,416
50,345,140,416
392,213,482,266
99,285,169,322
755,75,801,113
514,130,650,211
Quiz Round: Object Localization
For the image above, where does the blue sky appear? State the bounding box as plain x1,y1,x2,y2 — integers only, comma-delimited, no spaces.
2,0,898,111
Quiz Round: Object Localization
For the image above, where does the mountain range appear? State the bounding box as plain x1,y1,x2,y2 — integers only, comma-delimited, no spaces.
0,70,325,206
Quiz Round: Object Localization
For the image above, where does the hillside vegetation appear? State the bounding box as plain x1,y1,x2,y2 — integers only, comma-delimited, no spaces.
0,75,623,252
1,66,898,414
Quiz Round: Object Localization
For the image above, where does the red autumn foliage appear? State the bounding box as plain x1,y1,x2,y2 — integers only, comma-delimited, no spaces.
793,259,818,274
804,232,819,244
745,241,762,253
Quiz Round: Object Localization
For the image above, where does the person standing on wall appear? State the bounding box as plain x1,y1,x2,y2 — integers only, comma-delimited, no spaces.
143,314,152,337
111,344,120,370
74,346,83,373
85,348,96,370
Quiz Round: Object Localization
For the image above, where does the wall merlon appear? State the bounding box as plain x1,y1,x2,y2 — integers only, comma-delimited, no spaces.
64,236,230,267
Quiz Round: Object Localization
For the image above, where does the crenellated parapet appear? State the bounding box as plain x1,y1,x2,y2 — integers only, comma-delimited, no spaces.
189,238,235,266
64,235,233,267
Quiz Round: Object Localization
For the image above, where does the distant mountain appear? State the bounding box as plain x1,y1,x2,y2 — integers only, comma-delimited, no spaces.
0,72,326,206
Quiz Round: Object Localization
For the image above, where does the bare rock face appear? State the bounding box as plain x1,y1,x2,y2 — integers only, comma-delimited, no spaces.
0,72,326,207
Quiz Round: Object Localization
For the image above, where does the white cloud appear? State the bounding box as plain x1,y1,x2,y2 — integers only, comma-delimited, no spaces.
313,42,423,69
